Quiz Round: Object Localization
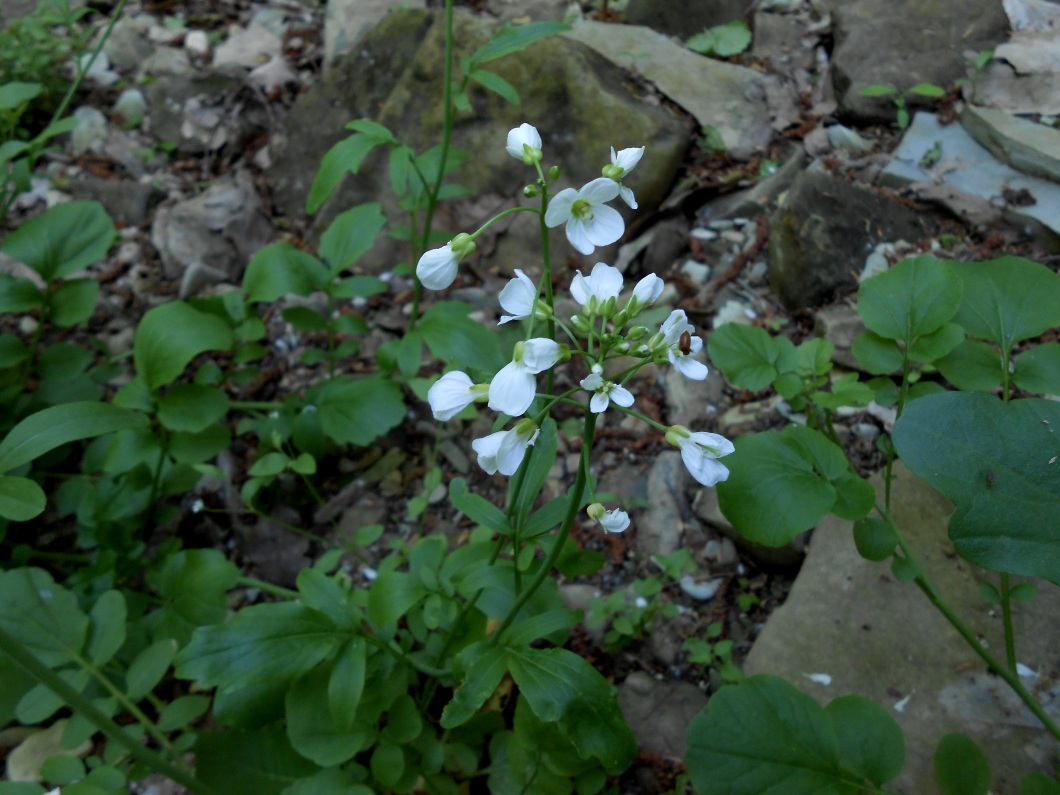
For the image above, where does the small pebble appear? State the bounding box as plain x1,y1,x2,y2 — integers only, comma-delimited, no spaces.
679,575,722,601
690,227,718,241
185,30,211,55
804,672,832,686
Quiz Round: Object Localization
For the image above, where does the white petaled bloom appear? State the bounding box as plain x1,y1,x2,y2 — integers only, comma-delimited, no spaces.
588,502,631,533
427,371,488,421
631,273,664,307
506,123,543,165
666,425,735,487
544,178,624,255
580,372,634,414
570,262,624,310
601,146,645,209
660,309,709,380
488,339,561,417
416,233,476,290
498,269,538,324
472,419,540,476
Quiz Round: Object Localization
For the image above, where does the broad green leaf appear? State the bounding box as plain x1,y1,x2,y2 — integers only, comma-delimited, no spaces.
782,425,848,482
134,302,233,391
934,733,990,795
0,274,42,314
716,430,838,546
704,20,752,56
286,665,366,766
852,331,904,374
853,517,899,562
502,608,580,646
169,424,231,465
908,82,946,97
857,255,961,342
125,639,177,699
936,338,1002,391
449,477,512,536
0,140,29,168
319,203,386,273
157,384,229,433
440,642,509,729
175,602,340,691
907,321,964,362
952,256,1060,351
331,275,388,299
0,401,146,473
383,693,422,743
48,278,99,327
0,476,46,521
0,654,37,725
0,81,42,109
345,119,397,141
157,694,210,731
296,568,352,629
243,244,328,303
418,301,505,376
0,201,115,282
85,590,127,666
510,418,557,522
314,376,404,447
307,134,384,214
0,568,87,667
466,20,571,67
367,572,429,630
507,646,636,775
328,638,367,734
1013,343,1060,395
281,768,374,795
469,69,520,105
371,742,405,788
859,85,898,97
892,392,1060,584
707,323,787,391
1022,773,1060,795
38,342,92,381
830,472,875,521
196,728,319,795
825,695,905,786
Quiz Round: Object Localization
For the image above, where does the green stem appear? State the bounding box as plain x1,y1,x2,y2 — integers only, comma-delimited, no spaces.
237,575,298,599
492,411,597,643
0,626,220,795
999,572,1017,673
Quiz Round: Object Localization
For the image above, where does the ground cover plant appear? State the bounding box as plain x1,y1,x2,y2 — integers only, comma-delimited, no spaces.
1,1,1059,794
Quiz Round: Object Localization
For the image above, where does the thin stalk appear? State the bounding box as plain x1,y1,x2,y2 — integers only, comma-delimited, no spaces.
492,411,597,643
999,573,1017,673
538,187,556,394
237,575,298,599
0,626,220,795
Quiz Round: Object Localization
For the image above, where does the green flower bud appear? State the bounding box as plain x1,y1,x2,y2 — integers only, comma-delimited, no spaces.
523,184,540,198
450,233,476,260
548,165,561,181
602,295,617,318
601,163,624,181
570,314,589,333
627,326,648,341
665,425,691,447
612,309,630,328
587,502,605,521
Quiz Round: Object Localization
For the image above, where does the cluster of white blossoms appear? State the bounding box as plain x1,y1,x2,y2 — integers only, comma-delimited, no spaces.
421,124,735,534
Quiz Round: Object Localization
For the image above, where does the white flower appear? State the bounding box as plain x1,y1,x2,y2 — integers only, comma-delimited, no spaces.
631,273,664,307
666,425,735,487
602,146,645,208
545,178,624,255
428,371,487,420
506,123,543,164
472,420,540,476
660,309,708,380
570,262,624,309
588,502,630,533
488,338,561,417
416,233,476,290
580,372,634,413
498,269,538,324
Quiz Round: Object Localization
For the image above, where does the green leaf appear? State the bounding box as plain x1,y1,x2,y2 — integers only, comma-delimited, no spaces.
319,203,386,274
908,82,946,97
853,517,899,562
248,451,288,477
0,402,145,474
126,639,177,699
157,694,211,731
449,477,512,536
145,549,239,644
952,256,1060,351
243,244,328,303
371,742,405,788
314,376,405,447
331,275,388,299
466,20,571,67
367,572,429,630
0,275,42,314
418,301,505,376
852,331,904,374
708,20,752,56
1022,773,1060,795
716,429,838,546
85,590,127,666
892,392,1060,584
0,476,46,521
0,568,87,667
169,424,231,465
859,84,898,97
510,419,557,522
1013,343,1060,395
134,302,233,391
936,338,1002,391
286,665,365,766
296,568,353,629
175,603,340,691
830,472,875,521
507,646,636,775
49,278,99,327
857,255,961,342
307,134,385,214
707,323,787,391
280,769,374,795
907,321,964,363
328,638,367,734
440,642,509,729
0,81,42,109
825,695,905,786
934,733,990,795
196,728,319,795
0,201,115,282
157,384,229,433
469,69,520,105
502,608,580,646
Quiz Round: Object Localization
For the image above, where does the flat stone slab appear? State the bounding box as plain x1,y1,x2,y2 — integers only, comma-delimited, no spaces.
566,20,772,159
880,111,1060,238
744,462,1060,793
961,103,1060,183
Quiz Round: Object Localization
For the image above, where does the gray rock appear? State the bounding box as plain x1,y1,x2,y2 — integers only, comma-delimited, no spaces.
699,143,805,221
768,168,932,308
102,15,155,72
141,45,194,78
214,22,283,69
485,0,575,22
617,671,708,760
814,302,866,370
639,451,691,557
971,30,1060,115
752,11,814,70
664,367,726,428
143,73,267,155
324,0,426,71
744,462,1060,793
66,178,160,227
831,0,1009,123
567,20,772,160
625,0,754,37
961,103,1060,183
880,111,1060,239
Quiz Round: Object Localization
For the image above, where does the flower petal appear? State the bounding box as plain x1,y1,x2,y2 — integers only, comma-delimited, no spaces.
427,371,475,420
416,244,458,290
613,146,644,172
499,269,537,322
579,176,621,204
545,188,577,227
587,262,624,301
497,429,533,475
610,384,635,407
506,123,541,160
488,361,536,416
618,184,638,209
565,219,596,255
520,338,561,373
472,431,505,474
632,273,664,305
599,508,630,533
673,356,709,380
583,204,624,249
589,392,609,413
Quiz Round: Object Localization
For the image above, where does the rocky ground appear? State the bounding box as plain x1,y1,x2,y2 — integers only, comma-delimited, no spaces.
2,0,1060,791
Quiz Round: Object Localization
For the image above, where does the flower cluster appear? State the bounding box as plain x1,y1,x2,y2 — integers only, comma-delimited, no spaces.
422,124,734,533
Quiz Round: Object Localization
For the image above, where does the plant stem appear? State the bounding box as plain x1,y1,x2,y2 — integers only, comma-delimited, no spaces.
237,575,298,599
999,572,1017,673
0,626,220,795
492,411,597,643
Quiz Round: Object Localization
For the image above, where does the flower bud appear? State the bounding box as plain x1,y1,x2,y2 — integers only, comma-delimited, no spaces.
570,314,589,334
665,425,691,447
591,362,604,376
616,341,631,354
612,309,629,328
587,502,605,521
602,295,617,318
627,326,649,341
523,184,540,198
450,233,476,260
601,163,624,181
548,165,560,181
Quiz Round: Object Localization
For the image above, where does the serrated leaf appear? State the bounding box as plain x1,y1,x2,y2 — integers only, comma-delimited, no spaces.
934,733,990,795
1,201,115,281
857,255,961,342
134,302,233,391
892,392,1060,584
